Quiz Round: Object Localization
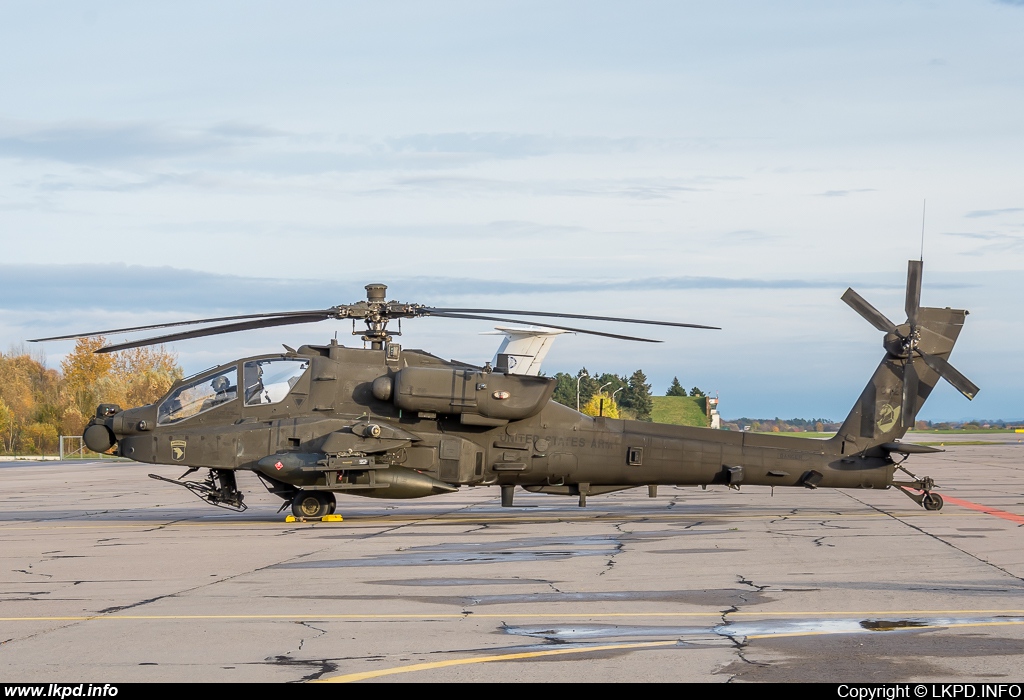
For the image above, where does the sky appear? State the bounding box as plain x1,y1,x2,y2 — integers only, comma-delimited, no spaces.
1,1,1022,421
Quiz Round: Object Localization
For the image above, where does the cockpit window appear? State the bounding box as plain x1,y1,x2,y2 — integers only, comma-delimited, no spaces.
243,358,310,406
157,367,238,426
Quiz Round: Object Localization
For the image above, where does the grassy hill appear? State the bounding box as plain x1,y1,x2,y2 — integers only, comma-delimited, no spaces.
651,396,709,427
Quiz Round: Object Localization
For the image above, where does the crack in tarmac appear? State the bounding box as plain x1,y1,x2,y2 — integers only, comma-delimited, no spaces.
5,495,498,681
842,491,1024,585
13,568,52,579
295,620,328,652
718,597,769,683
599,523,628,576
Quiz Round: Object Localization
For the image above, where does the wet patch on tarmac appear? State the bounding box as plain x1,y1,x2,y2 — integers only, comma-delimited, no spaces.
276,548,613,568
275,535,626,568
267,588,775,608
505,615,1024,643
721,632,1024,683
773,580,1024,595
860,619,928,631
505,623,716,640
368,578,548,587
275,529,778,570
651,548,745,554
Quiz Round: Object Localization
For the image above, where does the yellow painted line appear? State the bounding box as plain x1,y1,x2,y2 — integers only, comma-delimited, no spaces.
317,640,681,683
318,618,1024,683
4,609,1024,622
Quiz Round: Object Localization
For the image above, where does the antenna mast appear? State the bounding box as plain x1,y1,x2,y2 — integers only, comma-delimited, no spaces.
920,199,927,262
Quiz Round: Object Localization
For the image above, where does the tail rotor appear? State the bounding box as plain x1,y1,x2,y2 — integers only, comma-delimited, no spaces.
842,260,978,430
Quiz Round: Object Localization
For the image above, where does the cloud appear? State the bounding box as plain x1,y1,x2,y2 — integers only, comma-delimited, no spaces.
0,120,281,165
943,231,1015,240
384,133,693,158
0,120,734,176
720,229,779,243
373,174,698,199
0,263,935,318
964,207,1024,218
815,189,876,197
941,230,1024,254
30,172,204,193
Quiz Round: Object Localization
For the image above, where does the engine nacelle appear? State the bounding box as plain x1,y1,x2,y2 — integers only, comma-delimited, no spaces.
378,367,554,420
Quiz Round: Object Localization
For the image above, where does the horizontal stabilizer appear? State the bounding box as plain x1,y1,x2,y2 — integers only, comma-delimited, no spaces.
880,442,944,455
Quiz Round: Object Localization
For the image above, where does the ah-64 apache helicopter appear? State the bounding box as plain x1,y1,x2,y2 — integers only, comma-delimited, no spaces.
31,260,977,518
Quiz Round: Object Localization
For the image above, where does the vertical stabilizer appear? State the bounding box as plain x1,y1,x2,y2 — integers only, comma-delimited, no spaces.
484,326,570,375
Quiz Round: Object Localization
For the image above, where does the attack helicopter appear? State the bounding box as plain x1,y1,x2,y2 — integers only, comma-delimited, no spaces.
30,260,977,518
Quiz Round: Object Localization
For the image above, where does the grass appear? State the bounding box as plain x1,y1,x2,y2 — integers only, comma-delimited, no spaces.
651,396,709,427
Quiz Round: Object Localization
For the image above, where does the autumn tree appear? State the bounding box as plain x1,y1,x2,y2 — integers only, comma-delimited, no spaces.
0,351,62,454
59,337,182,437
0,338,184,454
580,391,620,418
60,337,114,435
107,345,183,409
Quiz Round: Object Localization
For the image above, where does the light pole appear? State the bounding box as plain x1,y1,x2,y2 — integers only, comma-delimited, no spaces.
576,370,589,412
612,386,624,403
597,382,612,417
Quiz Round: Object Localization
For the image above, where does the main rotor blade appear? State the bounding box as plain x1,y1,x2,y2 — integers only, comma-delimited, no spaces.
902,357,919,429
841,288,897,333
917,350,980,401
95,313,333,354
425,307,720,330
906,259,923,327
428,312,662,343
29,309,337,343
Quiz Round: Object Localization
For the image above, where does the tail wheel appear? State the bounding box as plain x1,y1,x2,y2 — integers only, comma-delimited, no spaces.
922,493,944,511
292,491,331,519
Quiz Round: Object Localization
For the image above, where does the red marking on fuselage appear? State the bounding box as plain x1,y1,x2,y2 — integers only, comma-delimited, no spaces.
941,494,1024,525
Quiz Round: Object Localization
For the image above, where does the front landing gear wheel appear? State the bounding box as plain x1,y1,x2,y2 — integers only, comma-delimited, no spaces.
922,493,944,511
292,491,331,519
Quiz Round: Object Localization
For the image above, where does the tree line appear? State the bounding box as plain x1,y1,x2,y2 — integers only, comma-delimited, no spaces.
0,338,181,455
550,370,707,421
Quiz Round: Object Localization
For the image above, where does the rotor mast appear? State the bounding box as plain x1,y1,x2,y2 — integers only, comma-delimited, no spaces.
360,283,395,350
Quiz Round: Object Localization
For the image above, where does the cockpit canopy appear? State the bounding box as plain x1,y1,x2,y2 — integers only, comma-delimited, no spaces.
243,358,309,405
157,357,310,426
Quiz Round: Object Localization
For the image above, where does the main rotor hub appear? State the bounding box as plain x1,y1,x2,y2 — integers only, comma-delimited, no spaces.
365,284,388,302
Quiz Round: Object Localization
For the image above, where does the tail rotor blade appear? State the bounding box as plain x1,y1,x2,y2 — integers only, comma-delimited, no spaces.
841,288,897,333
902,356,920,429
918,350,980,400
906,260,923,327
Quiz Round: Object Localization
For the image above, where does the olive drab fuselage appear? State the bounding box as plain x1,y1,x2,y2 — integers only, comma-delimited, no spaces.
70,262,975,514
93,339,902,503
